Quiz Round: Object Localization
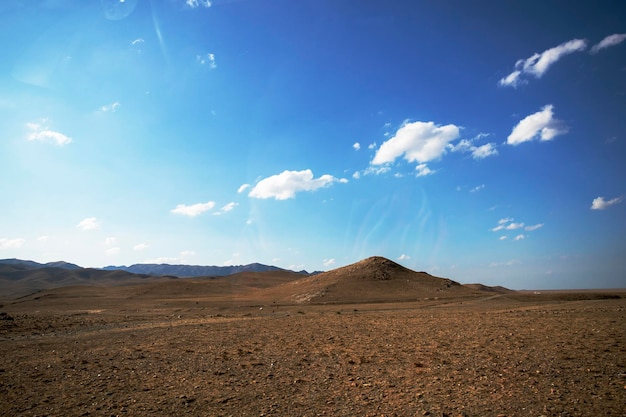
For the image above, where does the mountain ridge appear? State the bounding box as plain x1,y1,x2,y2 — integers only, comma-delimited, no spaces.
0,258,313,277
101,262,310,277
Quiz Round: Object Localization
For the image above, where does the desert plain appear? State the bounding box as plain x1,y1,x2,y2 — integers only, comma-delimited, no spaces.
0,257,625,417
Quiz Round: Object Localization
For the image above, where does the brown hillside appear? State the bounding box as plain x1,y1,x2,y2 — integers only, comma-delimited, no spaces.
262,256,473,304
464,283,514,294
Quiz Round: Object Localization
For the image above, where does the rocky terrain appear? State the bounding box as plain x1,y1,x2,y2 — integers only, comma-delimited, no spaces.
0,257,624,416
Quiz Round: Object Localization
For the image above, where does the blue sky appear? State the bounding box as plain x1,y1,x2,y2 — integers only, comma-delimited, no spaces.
1,0,625,289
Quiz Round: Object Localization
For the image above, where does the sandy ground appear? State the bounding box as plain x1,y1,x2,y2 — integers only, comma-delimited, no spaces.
1,293,625,417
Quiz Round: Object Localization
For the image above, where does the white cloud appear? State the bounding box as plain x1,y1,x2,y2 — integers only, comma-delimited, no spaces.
214,202,238,215
591,196,623,210
220,202,238,212
491,218,524,232
499,236,508,240
591,33,626,54
104,237,117,246
171,201,215,216
144,250,194,265
449,139,472,153
353,142,361,150
514,234,526,241
77,217,101,231
448,133,497,160
0,238,25,249
397,254,411,260
105,247,120,256
197,53,216,69
131,38,144,46
248,169,346,200
237,183,250,193
471,143,498,159
352,171,361,179
489,259,521,267
144,257,179,264
37,235,49,242
360,165,391,177
26,120,72,146
133,243,149,251
415,164,434,177
100,102,120,113
506,222,525,230
499,38,587,87
186,0,212,8
372,121,460,165
368,142,377,150
525,223,544,231
323,258,336,267
507,105,568,145
499,70,522,87
470,184,485,193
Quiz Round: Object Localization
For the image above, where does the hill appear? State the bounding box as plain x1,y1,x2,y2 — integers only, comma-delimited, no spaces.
261,256,475,304
0,258,81,270
0,266,174,300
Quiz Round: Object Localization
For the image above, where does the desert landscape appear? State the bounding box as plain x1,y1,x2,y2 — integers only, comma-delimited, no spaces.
1,257,624,416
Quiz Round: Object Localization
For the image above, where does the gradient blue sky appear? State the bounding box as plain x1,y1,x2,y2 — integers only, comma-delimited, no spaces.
1,0,625,289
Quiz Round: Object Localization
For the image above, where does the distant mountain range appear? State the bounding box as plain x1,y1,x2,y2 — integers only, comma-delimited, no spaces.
0,258,313,278
0,258,82,270
101,263,310,277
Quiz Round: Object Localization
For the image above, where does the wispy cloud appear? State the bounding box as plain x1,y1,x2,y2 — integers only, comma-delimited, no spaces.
105,247,120,256
171,201,215,216
197,53,217,69
372,121,460,166
77,217,101,231
249,169,347,200
353,165,391,178
507,105,568,145
0,238,25,249
499,38,587,87
186,0,212,8
493,218,543,240
488,259,522,267
591,196,623,210
591,33,626,54
469,184,485,193
133,243,149,251
397,254,411,261
491,218,524,232
237,184,250,193
26,120,72,146
525,223,544,231
415,164,434,177
323,258,336,267
353,142,361,150
449,133,498,160
471,143,498,159
213,202,238,215
100,102,120,113
144,256,179,264
144,251,195,264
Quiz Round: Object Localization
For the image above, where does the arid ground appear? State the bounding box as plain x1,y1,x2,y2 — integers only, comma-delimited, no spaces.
1,258,624,416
